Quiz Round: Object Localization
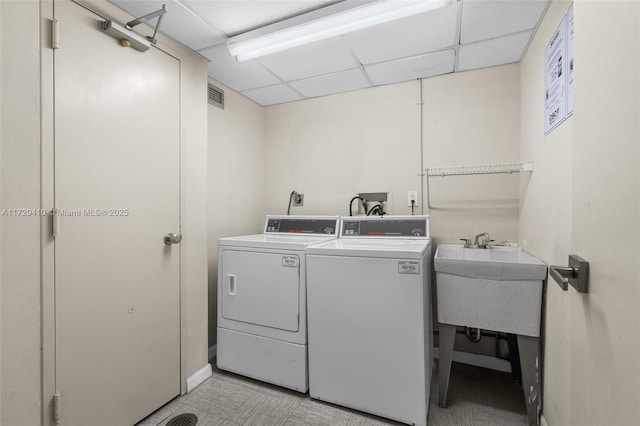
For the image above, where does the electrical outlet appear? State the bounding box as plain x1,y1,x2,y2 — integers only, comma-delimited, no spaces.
293,193,304,206
407,190,418,207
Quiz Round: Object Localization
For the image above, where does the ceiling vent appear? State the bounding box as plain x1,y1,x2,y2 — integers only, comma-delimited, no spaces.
208,83,224,109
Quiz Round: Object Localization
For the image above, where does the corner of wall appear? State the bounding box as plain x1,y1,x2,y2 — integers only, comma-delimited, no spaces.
518,2,574,425
181,49,210,386
206,78,267,349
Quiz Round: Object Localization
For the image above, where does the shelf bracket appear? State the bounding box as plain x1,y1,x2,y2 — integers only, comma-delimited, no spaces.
424,161,534,209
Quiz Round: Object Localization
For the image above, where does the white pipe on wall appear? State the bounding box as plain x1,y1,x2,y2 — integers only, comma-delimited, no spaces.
418,78,425,215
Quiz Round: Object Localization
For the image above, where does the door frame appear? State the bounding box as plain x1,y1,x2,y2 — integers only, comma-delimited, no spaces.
40,1,207,424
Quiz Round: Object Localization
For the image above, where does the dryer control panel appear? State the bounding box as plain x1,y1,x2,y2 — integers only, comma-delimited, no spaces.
264,216,339,235
341,216,429,238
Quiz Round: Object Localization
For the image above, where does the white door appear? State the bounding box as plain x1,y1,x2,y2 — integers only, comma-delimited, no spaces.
54,1,181,424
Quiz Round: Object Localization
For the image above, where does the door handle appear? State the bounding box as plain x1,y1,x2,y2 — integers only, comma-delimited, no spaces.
550,255,589,293
164,233,182,245
228,274,236,296
549,266,573,291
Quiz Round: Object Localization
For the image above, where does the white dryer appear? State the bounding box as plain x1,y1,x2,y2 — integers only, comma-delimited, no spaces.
306,216,433,426
217,215,340,392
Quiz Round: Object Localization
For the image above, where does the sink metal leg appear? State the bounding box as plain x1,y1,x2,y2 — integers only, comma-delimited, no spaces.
517,334,540,426
438,323,456,407
506,333,522,383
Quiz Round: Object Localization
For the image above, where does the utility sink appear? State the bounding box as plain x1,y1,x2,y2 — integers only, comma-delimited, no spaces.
435,244,547,281
434,244,547,337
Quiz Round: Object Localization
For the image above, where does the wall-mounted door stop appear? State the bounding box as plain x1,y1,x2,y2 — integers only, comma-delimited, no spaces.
550,255,589,293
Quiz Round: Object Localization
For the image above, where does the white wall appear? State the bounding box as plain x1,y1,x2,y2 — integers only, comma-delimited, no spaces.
178,43,209,390
264,81,421,216
520,1,640,424
207,81,265,348
422,64,521,247
0,1,42,424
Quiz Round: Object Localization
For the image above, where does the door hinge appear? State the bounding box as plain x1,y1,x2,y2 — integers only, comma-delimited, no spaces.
53,390,61,425
51,208,60,238
51,18,60,50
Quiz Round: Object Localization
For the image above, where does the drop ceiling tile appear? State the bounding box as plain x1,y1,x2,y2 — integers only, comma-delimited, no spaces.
109,0,225,50
256,38,359,82
365,50,455,86
242,85,303,106
289,69,370,98
181,0,326,35
343,2,460,65
199,45,281,92
458,31,532,71
461,0,548,44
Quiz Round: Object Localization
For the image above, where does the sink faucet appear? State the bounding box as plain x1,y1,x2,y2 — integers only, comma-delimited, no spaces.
474,232,491,249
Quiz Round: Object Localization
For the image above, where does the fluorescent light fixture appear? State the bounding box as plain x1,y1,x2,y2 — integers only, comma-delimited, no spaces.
227,0,456,61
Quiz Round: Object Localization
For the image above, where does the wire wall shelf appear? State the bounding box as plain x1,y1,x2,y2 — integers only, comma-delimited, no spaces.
424,162,534,209
426,162,534,177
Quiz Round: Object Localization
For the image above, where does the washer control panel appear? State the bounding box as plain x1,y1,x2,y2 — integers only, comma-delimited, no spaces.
341,216,429,238
265,216,339,235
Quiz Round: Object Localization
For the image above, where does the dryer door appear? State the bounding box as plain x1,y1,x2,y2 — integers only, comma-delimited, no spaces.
221,250,300,332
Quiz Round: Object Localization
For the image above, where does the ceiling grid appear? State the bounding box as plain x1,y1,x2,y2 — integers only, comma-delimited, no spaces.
109,0,550,106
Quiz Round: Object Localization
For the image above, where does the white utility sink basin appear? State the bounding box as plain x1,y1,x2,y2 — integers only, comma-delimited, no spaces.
435,244,547,281
434,244,547,337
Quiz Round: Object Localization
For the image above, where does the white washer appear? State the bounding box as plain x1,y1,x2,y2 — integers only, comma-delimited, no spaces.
217,215,340,392
306,215,433,426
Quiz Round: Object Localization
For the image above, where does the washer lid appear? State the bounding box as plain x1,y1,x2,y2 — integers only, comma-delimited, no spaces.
219,233,337,250
306,237,431,259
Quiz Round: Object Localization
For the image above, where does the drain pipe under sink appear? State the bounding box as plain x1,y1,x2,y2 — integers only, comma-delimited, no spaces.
465,326,483,343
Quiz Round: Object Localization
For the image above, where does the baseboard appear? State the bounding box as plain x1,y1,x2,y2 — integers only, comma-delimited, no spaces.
208,344,217,361
186,364,212,393
540,413,549,426
434,347,512,373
